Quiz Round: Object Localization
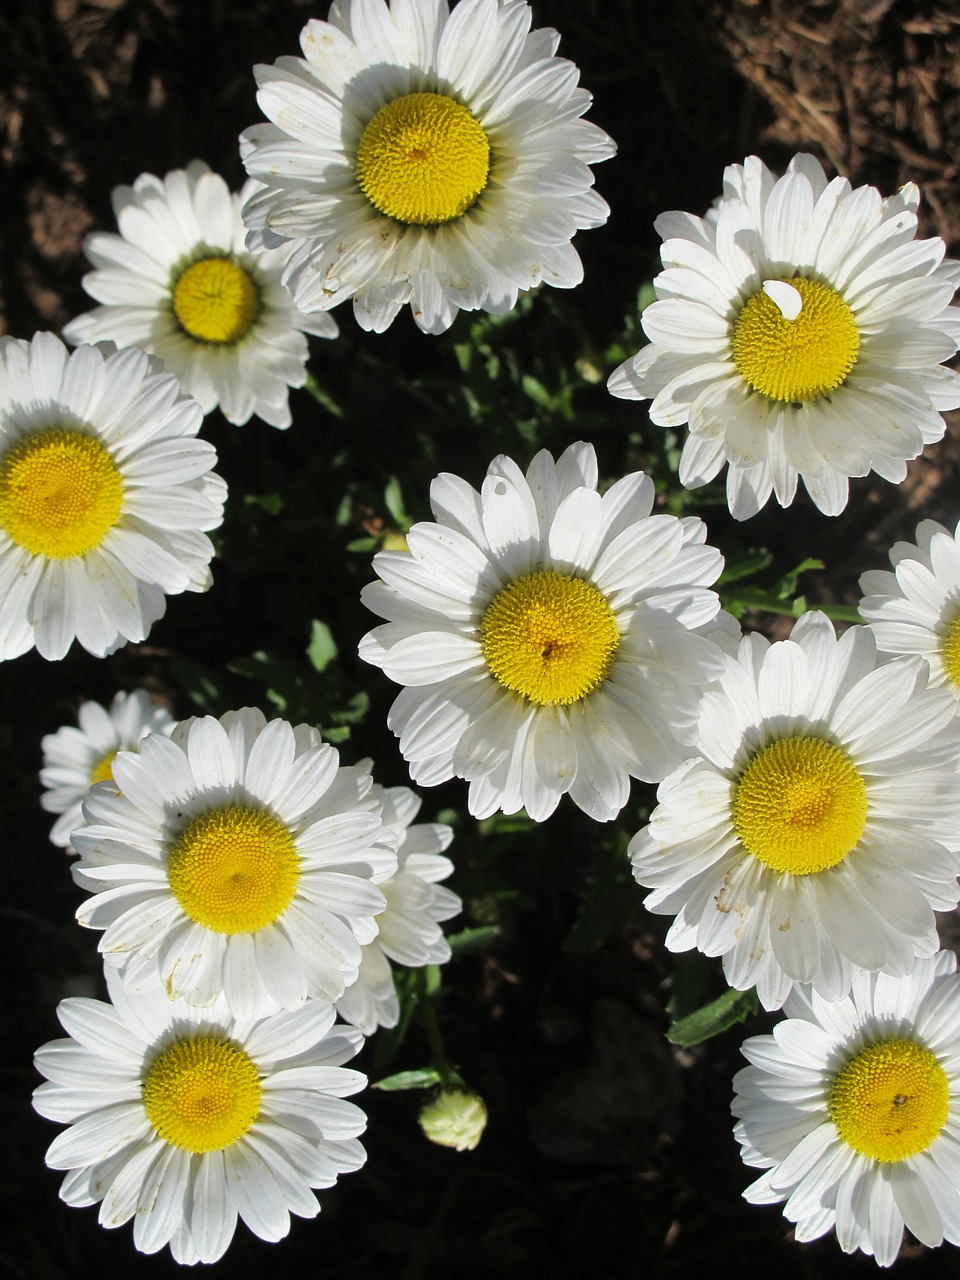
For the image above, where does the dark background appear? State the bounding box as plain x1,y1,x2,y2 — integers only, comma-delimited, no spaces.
2,1,960,1276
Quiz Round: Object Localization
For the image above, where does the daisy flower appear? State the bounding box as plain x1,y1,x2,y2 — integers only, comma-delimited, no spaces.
40,688,175,851
859,517,960,713
337,783,460,1035
607,153,960,519
63,161,338,428
33,970,367,1265
0,332,225,661
629,611,960,1010
358,441,727,822
71,707,399,1019
239,0,615,334
732,952,960,1266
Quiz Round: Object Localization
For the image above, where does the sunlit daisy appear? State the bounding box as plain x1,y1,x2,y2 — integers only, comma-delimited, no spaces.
608,154,960,519
337,784,460,1035
239,0,615,334
359,441,727,822
630,611,960,1010
71,707,398,1019
859,517,960,714
40,689,175,851
33,970,367,1265
0,332,225,661
63,161,338,428
733,952,960,1266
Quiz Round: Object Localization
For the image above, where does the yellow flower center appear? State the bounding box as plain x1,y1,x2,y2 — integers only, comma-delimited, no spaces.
0,427,124,559
732,277,860,403
167,804,300,935
732,735,867,875
480,571,620,707
89,750,118,786
356,91,490,226
939,610,960,691
143,1035,262,1154
172,257,260,345
829,1038,950,1163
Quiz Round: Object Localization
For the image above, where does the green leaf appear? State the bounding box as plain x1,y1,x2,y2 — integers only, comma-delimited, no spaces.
319,725,351,743
664,950,709,1023
373,1067,443,1092
243,491,283,516
717,548,773,585
447,925,499,957
563,836,640,955
384,475,412,530
327,690,370,726
777,556,823,600
306,619,338,672
666,986,759,1047
521,374,553,408
168,655,227,713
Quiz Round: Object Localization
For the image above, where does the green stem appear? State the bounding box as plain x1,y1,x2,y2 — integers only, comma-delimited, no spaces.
725,590,861,623
303,370,344,418
417,978,456,1085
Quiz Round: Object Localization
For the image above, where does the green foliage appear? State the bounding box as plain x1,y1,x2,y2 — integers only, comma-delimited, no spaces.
562,831,642,955
666,987,760,1047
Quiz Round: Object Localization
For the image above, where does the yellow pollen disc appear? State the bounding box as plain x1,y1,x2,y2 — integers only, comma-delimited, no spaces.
732,735,867,875
480,571,620,707
356,91,490,226
0,428,123,559
143,1035,262,1154
167,804,300,935
732,277,860,403
829,1038,949,1163
939,610,960,690
89,750,118,786
172,257,259,345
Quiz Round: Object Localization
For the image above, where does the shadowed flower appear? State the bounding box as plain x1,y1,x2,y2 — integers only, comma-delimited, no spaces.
336,783,459,1034
64,161,338,427
40,689,176,851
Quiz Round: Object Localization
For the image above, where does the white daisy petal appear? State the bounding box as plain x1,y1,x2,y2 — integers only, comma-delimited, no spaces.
335,783,459,1034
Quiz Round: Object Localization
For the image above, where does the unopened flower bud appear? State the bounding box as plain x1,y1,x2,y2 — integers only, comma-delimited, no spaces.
418,1087,487,1152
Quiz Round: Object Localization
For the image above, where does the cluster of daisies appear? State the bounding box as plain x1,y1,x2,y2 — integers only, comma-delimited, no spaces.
9,0,960,1269
37,696,460,1263
357,439,960,1266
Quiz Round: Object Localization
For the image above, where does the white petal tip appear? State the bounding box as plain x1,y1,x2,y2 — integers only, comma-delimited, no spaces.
762,279,802,321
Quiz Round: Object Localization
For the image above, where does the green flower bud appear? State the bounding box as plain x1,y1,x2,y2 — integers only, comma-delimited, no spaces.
418,1087,487,1152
